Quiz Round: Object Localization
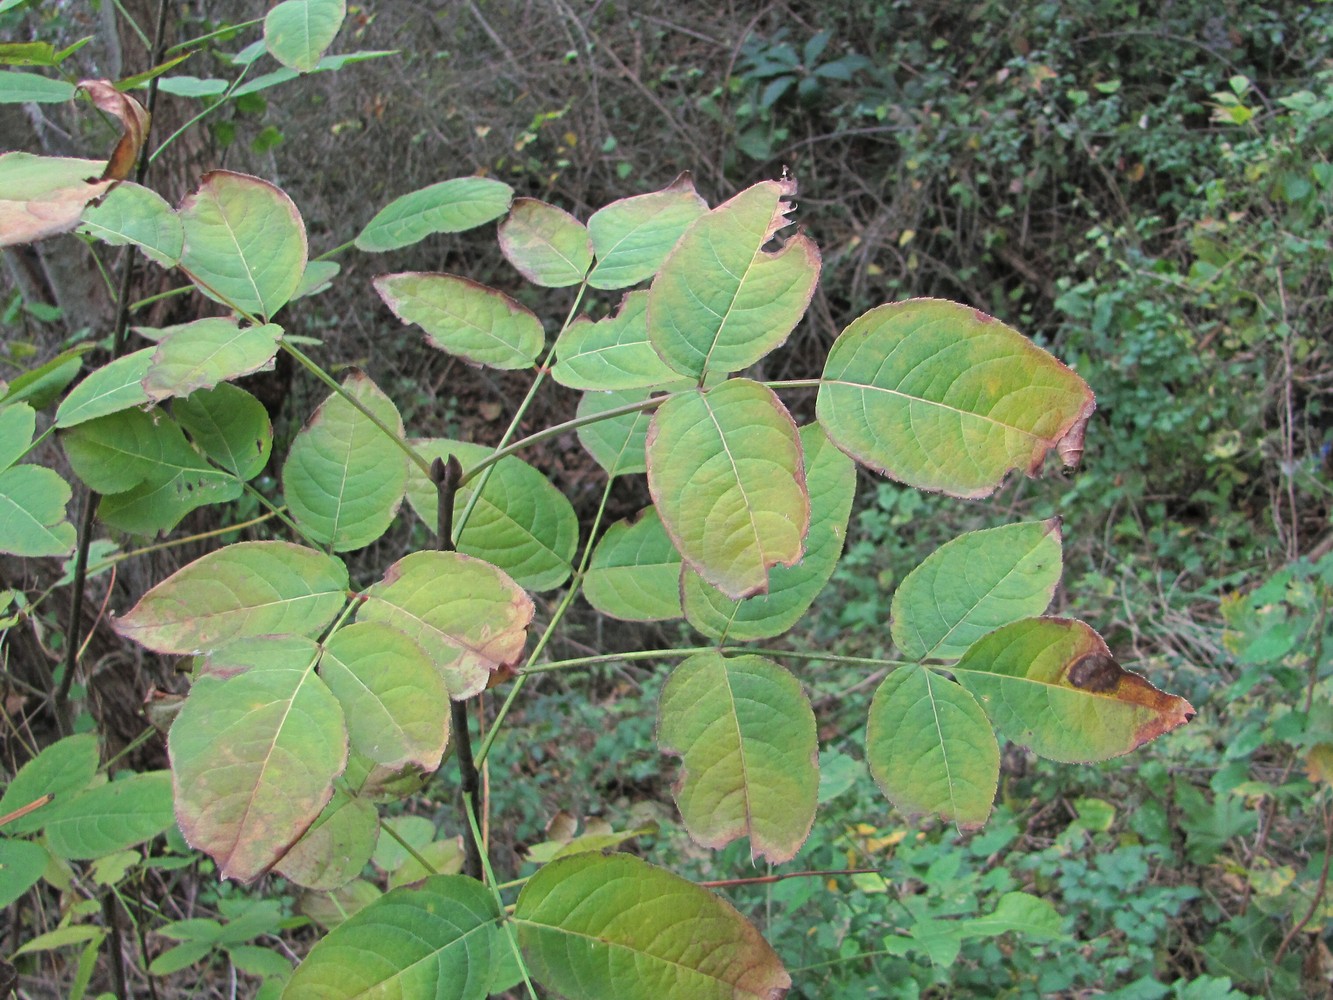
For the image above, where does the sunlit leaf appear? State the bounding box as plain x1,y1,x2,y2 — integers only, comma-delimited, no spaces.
648,378,808,599
515,852,790,1000
173,383,272,482
284,875,500,1000
0,153,114,247
143,318,282,402
374,272,543,370
551,291,679,390
264,0,346,73
274,790,377,891
404,439,577,591
498,198,592,287
817,298,1096,498
0,733,98,836
114,541,349,654
659,652,818,862
42,771,175,859
357,551,533,699
0,465,75,557
587,172,708,289
78,181,183,267
170,636,347,882
178,170,307,321
583,507,683,621
866,663,998,827
647,176,819,378
891,519,1062,661
683,423,854,641
954,617,1196,762
54,347,154,428
356,176,513,252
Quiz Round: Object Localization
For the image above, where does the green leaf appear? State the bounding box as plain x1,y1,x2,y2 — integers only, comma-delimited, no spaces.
583,507,683,621
357,551,533,699
356,176,513,252
659,652,818,862
683,423,855,641
498,198,593,287
386,838,464,889
0,69,75,103
114,541,349,654
264,0,346,73
274,789,378,891
0,838,47,907
0,344,90,410
54,347,154,428
77,181,182,267
148,939,216,975
647,379,808,599
404,439,577,591
817,298,1096,498
142,319,283,403
954,617,1196,763
374,272,543,370
0,403,34,470
0,152,114,247
516,852,790,1000
866,663,999,828
153,75,229,98
282,370,407,551
0,464,75,557
13,924,103,956
320,621,449,771
42,771,175,859
170,637,347,882
575,387,658,476
0,733,98,835
284,875,500,999
293,259,339,299
891,519,1063,661
173,383,272,482
647,177,819,378
964,891,1064,939
551,290,680,390
178,170,307,321
587,172,708,289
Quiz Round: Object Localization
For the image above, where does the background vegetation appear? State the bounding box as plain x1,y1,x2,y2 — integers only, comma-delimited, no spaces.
2,0,1331,997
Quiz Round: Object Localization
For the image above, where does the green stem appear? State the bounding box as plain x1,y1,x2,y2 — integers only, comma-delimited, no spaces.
315,239,357,261
164,17,265,55
377,818,439,880
129,285,192,313
519,647,908,676
464,794,540,999
149,60,255,165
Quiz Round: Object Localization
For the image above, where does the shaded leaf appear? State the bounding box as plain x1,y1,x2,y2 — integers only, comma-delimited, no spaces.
575,386,659,477
587,172,708,289
866,663,998,827
374,272,543,370
659,652,818,863
264,0,346,73
552,291,679,390
0,733,98,836
77,79,149,181
498,198,593,287
891,519,1062,661
515,852,790,1000
647,379,808,599
0,464,75,557
356,176,513,252
954,617,1196,763
143,319,282,402
0,403,34,470
0,839,47,908
54,347,154,428
0,344,90,411
274,790,377,891
0,69,75,102
43,771,175,859
584,507,683,621
77,181,182,267
173,383,272,482
647,177,819,378
817,298,1095,498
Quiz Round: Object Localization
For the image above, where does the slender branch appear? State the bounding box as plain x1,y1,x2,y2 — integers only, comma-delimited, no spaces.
520,646,908,676
698,868,878,889
1274,798,1333,965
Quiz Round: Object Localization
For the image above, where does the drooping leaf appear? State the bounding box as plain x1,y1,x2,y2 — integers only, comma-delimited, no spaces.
551,291,679,390
953,617,1196,763
283,370,407,551
0,839,47,907
404,439,577,591
114,541,349,654
0,733,98,836
274,789,378,891
374,272,543,370
42,771,175,859
586,172,708,289
77,80,150,181
172,383,272,482
0,464,75,557
892,519,1063,661
356,176,513,252
647,378,808,599
575,386,660,477
142,319,282,402
0,153,114,247
583,507,683,621
54,347,155,428
0,69,75,102
647,177,819,378
866,663,999,828
178,170,307,321
77,181,183,267
264,0,346,73
498,198,593,287
683,423,854,641
170,637,347,882
817,298,1096,498
319,621,449,772
284,875,500,1000
357,551,534,699
659,652,818,862
515,852,790,1000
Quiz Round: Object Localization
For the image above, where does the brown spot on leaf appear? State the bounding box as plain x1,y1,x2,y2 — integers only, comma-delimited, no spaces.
1067,651,1123,693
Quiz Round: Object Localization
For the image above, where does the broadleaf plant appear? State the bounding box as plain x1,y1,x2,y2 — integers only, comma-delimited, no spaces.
0,48,1195,998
